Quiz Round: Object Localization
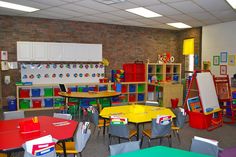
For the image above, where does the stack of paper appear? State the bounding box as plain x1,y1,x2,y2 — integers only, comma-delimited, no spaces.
25,135,55,156
110,116,127,125
156,115,171,125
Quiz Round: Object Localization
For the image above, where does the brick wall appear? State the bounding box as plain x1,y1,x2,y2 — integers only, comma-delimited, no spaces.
0,15,201,108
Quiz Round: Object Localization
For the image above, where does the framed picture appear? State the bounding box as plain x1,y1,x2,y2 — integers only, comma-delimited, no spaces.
213,56,220,65
220,52,228,63
220,65,227,75
228,55,235,65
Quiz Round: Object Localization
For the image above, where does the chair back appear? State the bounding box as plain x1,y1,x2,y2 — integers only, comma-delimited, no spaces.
74,122,91,152
151,118,172,138
109,122,129,138
173,108,186,128
91,108,99,126
3,110,25,120
53,113,72,120
190,137,219,157
109,140,140,156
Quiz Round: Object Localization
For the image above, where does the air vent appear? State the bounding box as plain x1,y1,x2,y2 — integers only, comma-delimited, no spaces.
95,0,126,5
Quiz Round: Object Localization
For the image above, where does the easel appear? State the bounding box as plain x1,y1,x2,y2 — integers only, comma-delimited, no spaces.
213,75,236,124
184,70,223,131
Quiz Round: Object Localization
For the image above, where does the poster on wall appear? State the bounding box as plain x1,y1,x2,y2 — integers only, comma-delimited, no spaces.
220,65,227,75
1,51,8,60
220,52,228,63
228,55,235,65
213,56,220,66
21,63,105,84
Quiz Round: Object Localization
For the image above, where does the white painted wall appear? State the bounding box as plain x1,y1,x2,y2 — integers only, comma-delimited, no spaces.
202,21,236,79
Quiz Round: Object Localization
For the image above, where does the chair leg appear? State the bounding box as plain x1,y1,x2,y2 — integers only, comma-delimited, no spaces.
118,137,121,143
109,134,112,145
79,152,82,157
140,135,144,148
168,135,172,147
176,131,181,144
148,138,151,147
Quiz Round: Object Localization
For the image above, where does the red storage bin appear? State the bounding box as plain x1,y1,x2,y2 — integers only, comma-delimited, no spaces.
19,89,30,98
121,85,127,93
32,99,42,108
128,94,136,102
189,111,212,129
148,85,155,92
54,88,61,96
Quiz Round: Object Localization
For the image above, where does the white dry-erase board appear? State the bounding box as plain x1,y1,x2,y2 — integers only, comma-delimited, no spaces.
196,72,220,114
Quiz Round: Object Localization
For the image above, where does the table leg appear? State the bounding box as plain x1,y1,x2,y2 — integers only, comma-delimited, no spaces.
62,141,67,157
103,118,106,135
136,123,140,141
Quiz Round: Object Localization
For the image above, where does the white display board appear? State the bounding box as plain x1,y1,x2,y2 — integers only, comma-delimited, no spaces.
21,63,104,84
202,21,236,79
196,72,220,114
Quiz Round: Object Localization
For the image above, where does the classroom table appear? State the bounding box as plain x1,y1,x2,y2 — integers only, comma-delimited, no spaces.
0,116,78,157
100,104,176,140
59,91,121,118
110,146,212,157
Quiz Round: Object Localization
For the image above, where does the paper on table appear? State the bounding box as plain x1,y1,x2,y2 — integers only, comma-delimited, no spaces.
25,135,53,154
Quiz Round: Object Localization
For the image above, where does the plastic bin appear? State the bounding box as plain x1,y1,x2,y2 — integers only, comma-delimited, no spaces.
189,111,212,129
54,98,64,107
7,96,17,111
69,86,77,92
54,88,61,96
31,88,41,97
121,85,127,93
19,89,30,98
138,84,145,92
32,99,42,108
138,94,145,101
129,84,136,92
20,99,30,109
232,92,236,99
99,86,107,91
44,98,53,107
129,94,136,102
44,88,53,97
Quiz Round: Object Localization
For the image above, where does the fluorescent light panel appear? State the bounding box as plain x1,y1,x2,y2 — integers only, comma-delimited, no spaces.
226,0,236,9
0,1,39,12
126,7,162,18
167,22,192,29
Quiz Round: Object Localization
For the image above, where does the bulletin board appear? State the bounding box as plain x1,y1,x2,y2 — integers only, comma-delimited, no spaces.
196,72,220,114
21,63,104,84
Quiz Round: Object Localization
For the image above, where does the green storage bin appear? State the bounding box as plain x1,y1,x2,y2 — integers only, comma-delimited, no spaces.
68,105,79,114
138,84,145,92
78,87,83,92
156,75,163,81
156,66,161,73
69,98,78,102
100,98,111,108
54,98,64,107
89,100,97,105
19,99,30,109
44,88,53,97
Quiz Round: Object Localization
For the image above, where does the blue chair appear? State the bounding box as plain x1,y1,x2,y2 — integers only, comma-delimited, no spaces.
109,140,140,156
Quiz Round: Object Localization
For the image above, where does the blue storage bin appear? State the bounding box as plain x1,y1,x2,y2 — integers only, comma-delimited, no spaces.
44,98,53,107
112,96,120,102
88,87,95,91
173,75,179,82
99,86,107,91
7,96,17,111
69,86,77,92
31,88,41,97
129,85,136,92
138,94,145,101
232,92,236,99
82,87,89,92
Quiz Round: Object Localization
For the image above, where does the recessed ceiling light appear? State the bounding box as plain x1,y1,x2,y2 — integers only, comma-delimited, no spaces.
0,0,39,12
226,0,236,9
126,7,162,18
166,22,192,29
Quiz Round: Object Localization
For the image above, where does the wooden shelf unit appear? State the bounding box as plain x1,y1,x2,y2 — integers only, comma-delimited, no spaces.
16,82,146,111
146,63,183,107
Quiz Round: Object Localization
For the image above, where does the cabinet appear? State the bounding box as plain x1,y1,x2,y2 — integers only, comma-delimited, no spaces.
16,82,146,111
147,63,181,83
123,63,146,82
146,63,183,107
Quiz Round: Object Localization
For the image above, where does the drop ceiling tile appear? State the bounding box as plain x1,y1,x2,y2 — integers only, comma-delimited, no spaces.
127,0,161,6
211,10,236,19
75,0,119,12
30,10,72,19
188,12,218,20
146,4,182,16
31,0,67,6
94,12,126,21
0,7,21,15
159,0,190,3
79,15,112,22
168,1,205,13
22,12,62,19
135,18,161,25
59,3,101,14
119,19,145,26
192,0,231,11
167,14,194,21
182,20,204,27
110,10,142,19
200,18,221,25
152,16,177,23
46,7,84,16
60,0,82,2
152,23,178,30
111,1,138,9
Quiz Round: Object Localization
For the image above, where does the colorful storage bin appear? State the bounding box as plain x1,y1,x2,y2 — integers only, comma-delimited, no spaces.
44,98,53,107
54,88,61,96
20,99,30,109
31,88,41,97
138,84,145,92
7,96,17,111
129,84,136,92
32,99,42,108
44,88,53,97
138,94,145,101
129,94,136,102
54,98,64,107
19,89,30,98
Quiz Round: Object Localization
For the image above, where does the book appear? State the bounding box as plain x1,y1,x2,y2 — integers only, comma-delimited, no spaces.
32,142,55,156
110,116,127,125
156,115,171,125
187,97,202,112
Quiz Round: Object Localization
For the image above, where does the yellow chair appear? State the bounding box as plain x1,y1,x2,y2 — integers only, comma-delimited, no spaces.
141,118,172,147
56,122,91,157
